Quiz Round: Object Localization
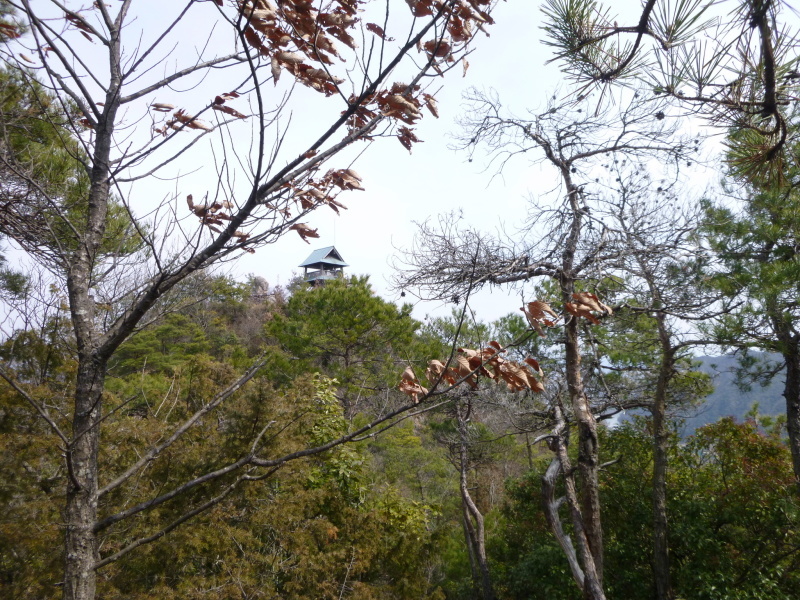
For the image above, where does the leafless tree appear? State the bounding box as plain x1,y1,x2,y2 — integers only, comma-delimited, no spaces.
0,2,502,599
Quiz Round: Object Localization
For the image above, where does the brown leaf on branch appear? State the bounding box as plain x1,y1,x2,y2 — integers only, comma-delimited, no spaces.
401,366,417,383
565,302,597,324
399,366,427,404
365,23,393,41
0,23,20,39
289,223,320,243
425,359,456,386
318,9,358,27
326,198,347,214
565,292,612,325
65,13,93,36
422,39,452,58
185,119,214,131
398,379,428,404
453,355,478,389
212,103,248,119
275,51,305,64
524,357,544,378
405,0,434,17
572,292,613,315
243,26,269,56
422,93,439,118
169,109,214,132
397,127,422,152
521,300,558,335
498,361,544,393
326,168,364,191
448,16,473,43
326,26,357,51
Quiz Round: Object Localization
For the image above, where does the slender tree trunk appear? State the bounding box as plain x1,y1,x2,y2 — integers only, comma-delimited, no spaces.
651,337,674,600
563,314,603,586
551,402,605,600
457,413,494,600
60,11,124,596
559,170,604,598
783,341,800,490
541,442,584,588
767,302,800,489
64,361,105,600
461,503,480,591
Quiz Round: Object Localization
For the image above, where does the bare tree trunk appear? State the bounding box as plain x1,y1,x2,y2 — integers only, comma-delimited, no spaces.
541,453,584,589
461,503,480,591
782,343,800,490
766,304,800,489
64,362,104,600
63,56,120,600
457,415,494,600
651,334,675,600
559,170,604,591
547,400,605,600
563,314,604,585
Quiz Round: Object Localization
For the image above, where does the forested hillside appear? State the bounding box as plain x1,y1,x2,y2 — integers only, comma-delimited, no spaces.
1,2,800,600
5,274,797,599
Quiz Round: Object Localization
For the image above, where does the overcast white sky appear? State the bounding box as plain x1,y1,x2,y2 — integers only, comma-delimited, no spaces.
6,0,731,328
227,0,589,324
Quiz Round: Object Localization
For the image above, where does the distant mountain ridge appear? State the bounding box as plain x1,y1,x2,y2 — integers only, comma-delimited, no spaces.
682,354,785,433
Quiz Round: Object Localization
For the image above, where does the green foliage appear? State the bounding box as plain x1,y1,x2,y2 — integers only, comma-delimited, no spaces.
421,308,492,353
704,184,800,351
303,374,366,503
266,276,427,407
494,419,800,599
0,271,454,599
92,374,444,600
0,64,142,266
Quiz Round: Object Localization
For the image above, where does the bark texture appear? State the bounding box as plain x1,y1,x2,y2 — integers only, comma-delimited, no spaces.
652,334,675,600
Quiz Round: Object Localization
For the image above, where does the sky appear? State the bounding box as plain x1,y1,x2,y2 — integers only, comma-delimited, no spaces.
4,0,732,330
226,0,585,324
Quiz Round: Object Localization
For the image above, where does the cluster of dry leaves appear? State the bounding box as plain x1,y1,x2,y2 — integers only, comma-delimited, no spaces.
184,162,363,244
155,0,491,244
399,292,613,403
399,341,545,404
344,82,439,150
565,292,613,324
230,0,492,151
234,0,358,95
521,293,613,331
186,194,253,250
151,92,248,136
281,168,364,243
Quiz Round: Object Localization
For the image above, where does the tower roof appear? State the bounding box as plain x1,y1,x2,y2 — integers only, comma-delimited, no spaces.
299,245,348,268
